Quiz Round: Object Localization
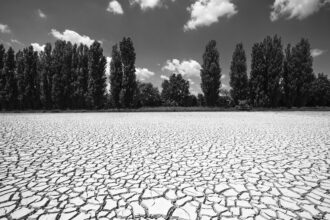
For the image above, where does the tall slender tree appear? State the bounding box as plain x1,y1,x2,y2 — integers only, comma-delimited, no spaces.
249,42,267,106
52,40,66,109
291,38,314,107
0,44,6,109
62,42,73,108
3,47,17,109
200,40,221,106
23,46,40,109
40,43,53,109
75,44,89,108
70,44,79,109
249,35,283,107
110,44,123,108
119,37,137,108
229,43,248,105
16,50,25,109
265,35,283,107
87,41,107,109
282,44,294,107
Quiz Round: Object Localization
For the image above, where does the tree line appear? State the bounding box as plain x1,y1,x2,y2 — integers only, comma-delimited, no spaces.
0,35,329,110
230,36,330,107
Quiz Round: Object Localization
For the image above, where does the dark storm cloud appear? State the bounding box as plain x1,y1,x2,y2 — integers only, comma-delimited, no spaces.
0,0,329,93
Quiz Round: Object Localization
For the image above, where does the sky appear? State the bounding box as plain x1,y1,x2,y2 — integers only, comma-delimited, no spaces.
0,0,329,94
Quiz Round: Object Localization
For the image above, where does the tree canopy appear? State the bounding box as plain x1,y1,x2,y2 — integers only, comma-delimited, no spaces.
0,35,329,110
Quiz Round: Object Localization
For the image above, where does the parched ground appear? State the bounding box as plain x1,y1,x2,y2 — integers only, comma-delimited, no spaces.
0,112,329,220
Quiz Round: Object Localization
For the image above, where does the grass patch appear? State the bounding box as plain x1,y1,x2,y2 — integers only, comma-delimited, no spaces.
1,106,330,113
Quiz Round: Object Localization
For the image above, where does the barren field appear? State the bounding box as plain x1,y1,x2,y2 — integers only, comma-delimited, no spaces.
0,112,330,220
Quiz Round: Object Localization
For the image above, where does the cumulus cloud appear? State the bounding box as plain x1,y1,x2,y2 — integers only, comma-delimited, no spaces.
311,48,326,57
31,43,45,52
188,78,195,85
38,9,47,18
162,59,201,77
11,39,24,46
160,75,169,80
107,0,124,14
189,88,198,95
50,29,95,46
136,67,155,81
130,0,162,10
221,84,230,89
270,0,329,21
106,57,112,75
184,0,237,31
0,23,11,33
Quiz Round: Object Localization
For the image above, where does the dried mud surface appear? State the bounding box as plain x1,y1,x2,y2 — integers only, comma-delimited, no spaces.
0,112,329,220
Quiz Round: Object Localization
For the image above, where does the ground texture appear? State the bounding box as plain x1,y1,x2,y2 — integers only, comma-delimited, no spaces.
0,112,330,220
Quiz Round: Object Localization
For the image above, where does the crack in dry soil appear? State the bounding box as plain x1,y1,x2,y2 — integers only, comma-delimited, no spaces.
0,112,329,220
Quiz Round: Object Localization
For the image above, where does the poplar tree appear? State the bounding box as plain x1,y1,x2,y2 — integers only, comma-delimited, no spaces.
23,46,40,109
3,47,17,109
229,43,248,105
119,37,137,108
200,40,221,106
62,42,73,108
40,43,53,109
291,38,314,107
265,35,283,107
282,44,294,107
249,42,267,106
71,44,79,109
249,35,283,107
16,50,25,109
87,41,107,109
52,40,66,109
110,44,123,108
0,44,6,109
75,44,89,108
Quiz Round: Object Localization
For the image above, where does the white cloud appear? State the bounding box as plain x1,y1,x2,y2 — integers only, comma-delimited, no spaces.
31,43,45,52
11,39,24,46
270,0,329,21
50,29,95,46
311,48,326,57
0,23,11,33
160,75,169,80
189,88,198,95
162,59,201,77
184,0,237,31
136,67,155,81
106,57,112,75
130,0,162,10
38,9,47,18
222,84,230,89
107,0,124,14
188,78,195,85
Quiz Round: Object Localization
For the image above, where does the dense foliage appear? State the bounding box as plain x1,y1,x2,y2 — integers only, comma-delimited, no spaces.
161,74,190,106
229,43,248,105
0,35,329,110
200,40,222,107
249,35,284,107
137,82,161,107
119,37,137,108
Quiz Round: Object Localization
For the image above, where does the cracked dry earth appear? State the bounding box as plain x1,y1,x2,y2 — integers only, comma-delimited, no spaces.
0,112,330,220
